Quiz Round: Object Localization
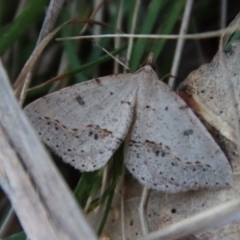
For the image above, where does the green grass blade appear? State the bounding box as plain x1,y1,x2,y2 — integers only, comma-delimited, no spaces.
129,0,168,71
3,232,26,240
0,0,47,55
151,1,186,61
74,171,99,207
96,146,124,236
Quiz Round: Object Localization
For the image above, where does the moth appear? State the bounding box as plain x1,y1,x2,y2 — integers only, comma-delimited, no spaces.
25,64,233,193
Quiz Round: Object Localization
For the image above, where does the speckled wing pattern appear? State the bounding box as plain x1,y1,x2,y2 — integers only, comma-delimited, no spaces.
25,65,233,193
25,74,137,171
124,66,232,193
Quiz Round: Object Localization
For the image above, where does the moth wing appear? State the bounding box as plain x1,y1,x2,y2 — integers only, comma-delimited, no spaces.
124,66,233,193
25,74,137,171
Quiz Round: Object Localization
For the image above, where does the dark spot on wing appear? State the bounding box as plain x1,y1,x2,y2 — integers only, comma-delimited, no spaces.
76,95,85,106
179,104,188,110
183,129,193,136
175,157,181,162
62,125,68,130
165,145,170,151
171,208,176,213
89,131,93,136
116,138,123,144
121,100,131,105
165,106,168,111
145,139,155,144
95,78,102,85
94,133,99,140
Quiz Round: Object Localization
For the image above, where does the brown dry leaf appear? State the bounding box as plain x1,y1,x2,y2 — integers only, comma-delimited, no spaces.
178,13,240,164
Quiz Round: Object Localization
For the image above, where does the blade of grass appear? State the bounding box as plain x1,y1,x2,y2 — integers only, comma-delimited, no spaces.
151,0,186,62
224,31,240,52
3,232,26,240
74,171,99,207
96,146,124,236
0,0,47,55
59,9,86,82
129,0,168,71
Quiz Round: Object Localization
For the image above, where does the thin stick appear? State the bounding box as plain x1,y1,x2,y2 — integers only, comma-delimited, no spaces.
114,0,123,74
80,0,106,34
139,198,240,240
138,187,150,236
16,0,65,103
0,59,97,240
57,25,240,41
125,0,140,70
168,0,193,88
220,0,227,29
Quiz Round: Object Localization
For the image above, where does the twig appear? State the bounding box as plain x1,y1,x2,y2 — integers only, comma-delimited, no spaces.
168,0,193,88
0,59,97,239
139,198,240,240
